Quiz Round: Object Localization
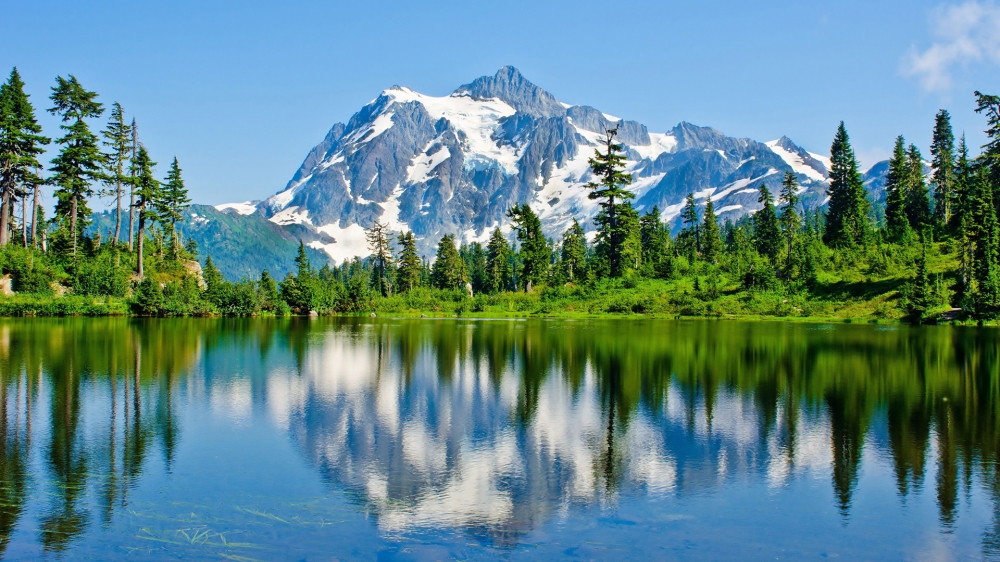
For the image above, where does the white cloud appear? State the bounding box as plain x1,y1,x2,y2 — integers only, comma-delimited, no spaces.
903,1,1000,91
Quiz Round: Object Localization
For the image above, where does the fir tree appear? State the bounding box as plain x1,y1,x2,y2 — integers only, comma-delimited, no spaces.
485,227,513,293
679,192,699,260
974,91,1000,199
47,75,105,258
159,157,190,254
954,137,975,296
128,118,138,251
639,207,669,274
431,234,466,290
884,136,911,242
131,145,159,279
702,196,722,263
905,144,930,230
507,203,549,289
972,169,1000,320
906,236,932,323
930,109,955,230
824,122,870,248
584,126,634,277
752,184,781,263
778,171,801,269
461,242,488,294
365,221,393,297
0,68,48,248
561,219,587,283
395,231,422,292
100,102,131,246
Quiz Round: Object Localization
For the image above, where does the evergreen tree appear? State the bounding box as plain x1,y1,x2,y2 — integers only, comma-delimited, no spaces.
972,169,1000,320
930,109,955,230
639,206,670,274
507,203,549,289
159,157,190,254
128,118,138,251
824,122,870,248
584,126,634,277
702,196,722,263
678,192,699,260
974,91,1000,200
778,171,801,269
100,102,131,246
131,145,159,279
906,236,932,323
0,68,48,248
202,255,226,303
752,184,781,263
47,75,105,258
395,231,422,292
431,234,466,290
560,219,588,283
485,227,513,293
461,242,488,294
884,136,911,242
365,221,393,297
905,144,930,230
954,137,975,296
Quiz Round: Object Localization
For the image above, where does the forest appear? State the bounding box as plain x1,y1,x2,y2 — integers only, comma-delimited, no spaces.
2,66,1000,323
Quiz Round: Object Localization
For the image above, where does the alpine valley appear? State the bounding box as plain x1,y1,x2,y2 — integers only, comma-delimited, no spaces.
107,66,893,278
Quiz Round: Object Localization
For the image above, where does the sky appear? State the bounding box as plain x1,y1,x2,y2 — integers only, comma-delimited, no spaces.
2,0,1000,207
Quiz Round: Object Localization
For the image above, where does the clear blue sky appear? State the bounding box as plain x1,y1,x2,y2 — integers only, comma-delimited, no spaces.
3,0,999,206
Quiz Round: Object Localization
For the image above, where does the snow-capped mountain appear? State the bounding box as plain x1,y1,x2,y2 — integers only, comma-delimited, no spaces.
231,66,835,262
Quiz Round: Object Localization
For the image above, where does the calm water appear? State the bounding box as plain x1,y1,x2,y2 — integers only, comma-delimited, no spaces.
0,318,997,560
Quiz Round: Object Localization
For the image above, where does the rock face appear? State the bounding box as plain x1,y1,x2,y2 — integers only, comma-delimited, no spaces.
234,66,845,262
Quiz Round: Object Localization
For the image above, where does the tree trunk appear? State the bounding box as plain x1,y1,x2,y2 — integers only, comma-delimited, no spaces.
114,180,122,247
128,187,135,252
0,190,9,246
71,195,78,258
30,183,38,249
21,192,27,247
137,211,145,279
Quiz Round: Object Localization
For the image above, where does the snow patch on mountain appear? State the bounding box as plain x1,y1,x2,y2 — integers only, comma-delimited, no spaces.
215,201,258,215
766,140,825,182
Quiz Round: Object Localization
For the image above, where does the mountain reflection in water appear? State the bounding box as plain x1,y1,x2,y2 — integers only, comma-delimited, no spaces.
0,317,997,559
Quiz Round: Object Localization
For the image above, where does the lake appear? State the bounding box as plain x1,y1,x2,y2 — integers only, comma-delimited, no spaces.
0,317,996,560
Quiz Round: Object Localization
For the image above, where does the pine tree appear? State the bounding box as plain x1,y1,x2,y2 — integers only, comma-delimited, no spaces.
954,137,975,297
131,145,159,279
906,236,932,323
702,196,722,263
824,122,870,248
884,136,911,242
485,227,513,293
461,242,488,294
930,110,955,230
431,234,466,290
974,91,1000,201
972,169,1000,320
679,192,699,260
561,219,588,283
507,203,549,289
100,102,131,246
752,184,781,263
159,157,190,255
905,144,930,230
779,171,801,269
365,221,393,297
584,126,634,277
47,75,105,258
395,231,422,292
0,68,49,247
639,206,669,273
128,118,138,251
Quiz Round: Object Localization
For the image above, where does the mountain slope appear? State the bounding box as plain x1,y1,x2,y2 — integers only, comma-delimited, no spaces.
231,67,841,260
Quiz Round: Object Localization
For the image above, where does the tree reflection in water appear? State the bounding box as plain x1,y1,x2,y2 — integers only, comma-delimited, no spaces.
0,318,996,557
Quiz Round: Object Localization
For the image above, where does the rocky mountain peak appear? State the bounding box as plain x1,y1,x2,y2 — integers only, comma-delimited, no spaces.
453,66,566,118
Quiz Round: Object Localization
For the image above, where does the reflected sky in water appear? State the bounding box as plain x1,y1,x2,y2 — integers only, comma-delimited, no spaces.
0,317,997,559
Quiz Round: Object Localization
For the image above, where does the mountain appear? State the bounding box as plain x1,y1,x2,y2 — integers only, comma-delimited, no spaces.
88,204,330,279
215,66,833,261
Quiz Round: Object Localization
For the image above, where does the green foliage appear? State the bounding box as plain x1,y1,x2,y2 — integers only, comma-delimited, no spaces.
507,203,550,287
395,231,422,293
752,184,781,263
824,122,870,248
431,234,467,290
486,227,513,293
585,126,635,277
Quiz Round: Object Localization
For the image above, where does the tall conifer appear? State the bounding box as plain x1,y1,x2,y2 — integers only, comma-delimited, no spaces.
395,231,422,292
160,157,190,254
47,75,105,258
584,126,634,277
905,144,930,230
507,203,549,289
884,136,911,242
561,219,588,283
0,68,49,247
101,102,131,246
702,196,722,263
779,171,801,268
930,109,955,229
486,228,513,293
132,145,159,279
753,184,781,263
824,122,870,248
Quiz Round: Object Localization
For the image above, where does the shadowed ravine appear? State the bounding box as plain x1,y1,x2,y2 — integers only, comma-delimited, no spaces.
0,317,997,559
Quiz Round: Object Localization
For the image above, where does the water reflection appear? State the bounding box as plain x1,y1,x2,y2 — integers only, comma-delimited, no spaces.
0,318,997,557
